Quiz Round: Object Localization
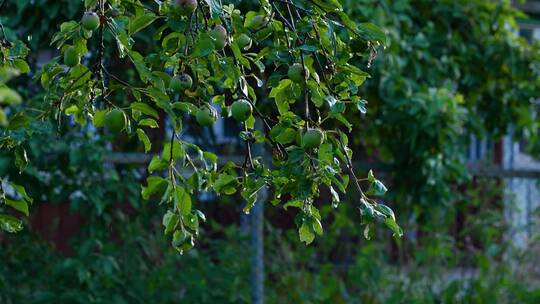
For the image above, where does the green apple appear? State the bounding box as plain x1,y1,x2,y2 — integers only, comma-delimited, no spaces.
172,230,194,252
210,25,228,50
236,33,252,50
288,63,308,83
104,109,126,133
172,0,197,16
302,129,323,149
247,15,266,30
82,12,100,31
231,99,252,122
64,46,80,67
170,74,193,93
195,106,217,126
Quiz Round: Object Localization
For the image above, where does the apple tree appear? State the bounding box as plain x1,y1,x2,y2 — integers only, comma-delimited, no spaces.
1,0,402,252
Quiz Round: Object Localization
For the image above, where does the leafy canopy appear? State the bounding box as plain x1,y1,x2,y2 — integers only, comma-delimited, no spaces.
0,0,402,251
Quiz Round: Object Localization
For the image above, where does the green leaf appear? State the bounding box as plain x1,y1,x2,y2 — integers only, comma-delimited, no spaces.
318,143,333,163
312,218,323,236
214,174,237,194
202,151,218,171
162,210,179,235
130,51,152,83
241,179,265,213
366,180,387,196
384,217,403,238
141,176,168,200
136,129,152,153
307,80,324,107
331,101,346,113
5,199,29,216
173,187,192,216
325,95,338,108
342,64,369,86
194,210,206,222
368,170,375,182
148,156,168,173
0,214,23,233
363,224,371,240
183,213,199,231
172,102,198,114
131,102,159,119
0,108,6,126
138,118,159,128
275,128,297,144
330,113,352,131
330,186,340,208
299,221,315,245
359,200,375,224
162,140,184,161
128,13,157,35
8,113,31,130
356,99,367,114
13,59,30,74
377,204,396,221
9,182,32,204
204,0,222,18
312,0,341,11
92,109,107,127
14,147,28,172
269,79,300,115
112,23,133,58
358,22,387,45
283,200,303,210
192,37,215,58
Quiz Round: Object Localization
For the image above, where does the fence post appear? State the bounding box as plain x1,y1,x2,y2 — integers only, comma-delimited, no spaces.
251,191,265,304
251,119,267,304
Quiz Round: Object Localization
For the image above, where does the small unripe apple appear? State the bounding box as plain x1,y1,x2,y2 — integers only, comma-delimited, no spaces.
172,230,188,247
210,25,228,50
236,33,252,50
172,0,197,16
172,230,194,252
104,109,127,133
248,15,266,30
82,12,100,31
195,107,217,126
302,129,323,149
288,63,308,83
231,99,253,122
64,46,80,67
170,74,193,93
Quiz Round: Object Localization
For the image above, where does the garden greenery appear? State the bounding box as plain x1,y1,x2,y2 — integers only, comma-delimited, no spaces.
2,0,540,302
347,0,540,217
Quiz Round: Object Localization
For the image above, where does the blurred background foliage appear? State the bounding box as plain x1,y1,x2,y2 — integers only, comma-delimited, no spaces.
1,0,540,303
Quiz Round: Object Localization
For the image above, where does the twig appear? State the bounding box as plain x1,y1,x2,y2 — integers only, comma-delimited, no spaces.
94,0,107,107
169,131,176,190
337,136,367,199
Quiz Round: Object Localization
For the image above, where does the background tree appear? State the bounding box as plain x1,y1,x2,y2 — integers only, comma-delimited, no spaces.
345,0,540,232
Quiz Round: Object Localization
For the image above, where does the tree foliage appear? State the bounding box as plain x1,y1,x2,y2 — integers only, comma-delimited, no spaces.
0,0,402,250
344,0,540,218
